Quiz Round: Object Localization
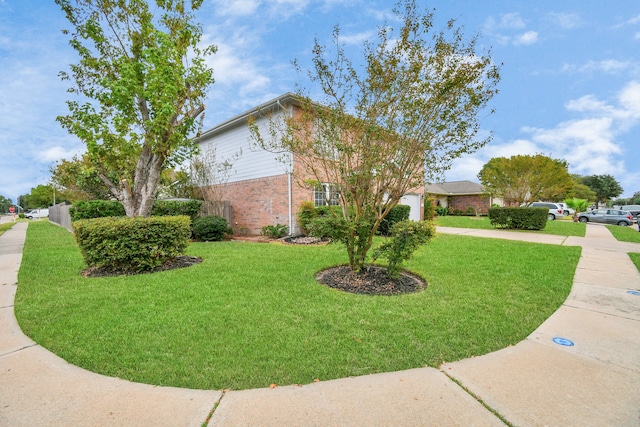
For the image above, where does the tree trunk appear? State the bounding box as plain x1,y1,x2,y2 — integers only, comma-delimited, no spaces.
100,145,165,217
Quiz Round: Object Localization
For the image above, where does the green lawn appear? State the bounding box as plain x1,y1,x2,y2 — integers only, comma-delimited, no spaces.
606,224,640,243
435,215,586,237
629,253,640,272
15,221,581,390
0,221,15,236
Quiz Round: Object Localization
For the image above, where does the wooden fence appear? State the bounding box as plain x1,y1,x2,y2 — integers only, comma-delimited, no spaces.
49,202,73,232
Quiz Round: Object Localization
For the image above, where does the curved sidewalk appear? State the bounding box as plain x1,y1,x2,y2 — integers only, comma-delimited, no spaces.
1,219,639,426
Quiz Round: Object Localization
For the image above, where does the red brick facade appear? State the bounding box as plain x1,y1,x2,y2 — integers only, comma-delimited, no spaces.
210,174,312,235
447,194,491,215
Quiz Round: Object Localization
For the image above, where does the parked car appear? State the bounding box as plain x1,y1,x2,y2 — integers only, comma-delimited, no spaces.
527,202,565,220
556,202,575,216
614,205,640,219
577,209,635,226
25,209,49,220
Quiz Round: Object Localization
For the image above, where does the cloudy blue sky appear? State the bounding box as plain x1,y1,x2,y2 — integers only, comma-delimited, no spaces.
1,0,639,203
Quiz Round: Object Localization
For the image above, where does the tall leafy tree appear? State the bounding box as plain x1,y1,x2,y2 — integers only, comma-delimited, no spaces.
0,195,12,213
56,0,215,217
567,174,597,202
50,154,114,201
478,154,572,206
19,185,68,210
251,0,499,272
581,174,623,208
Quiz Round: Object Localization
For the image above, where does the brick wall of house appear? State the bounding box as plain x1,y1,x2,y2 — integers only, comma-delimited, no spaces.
210,174,312,235
448,194,491,214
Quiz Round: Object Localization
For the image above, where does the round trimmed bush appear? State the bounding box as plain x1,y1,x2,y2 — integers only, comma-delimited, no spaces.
192,215,231,241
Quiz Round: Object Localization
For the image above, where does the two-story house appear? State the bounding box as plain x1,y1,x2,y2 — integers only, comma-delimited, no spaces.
196,93,424,235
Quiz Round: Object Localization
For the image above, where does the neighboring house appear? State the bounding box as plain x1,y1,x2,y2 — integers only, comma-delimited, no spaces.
425,180,496,215
196,93,424,235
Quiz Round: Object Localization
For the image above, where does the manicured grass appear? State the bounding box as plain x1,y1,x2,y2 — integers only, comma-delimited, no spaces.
435,215,586,237
606,224,640,243
0,222,15,236
15,221,581,390
629,253,640,273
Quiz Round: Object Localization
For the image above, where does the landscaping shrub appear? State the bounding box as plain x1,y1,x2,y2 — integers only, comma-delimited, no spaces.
192,215,231,241
151,200,203,220
435,206,448,216
71,199,203,221
70,200,125,220
72,216,191,272
488,207,547,230
308,214,350,240
261,223,289,238
373,220,435,276
448,206,476,216
424,198,437,221
296,201,317,235
378,204,411,236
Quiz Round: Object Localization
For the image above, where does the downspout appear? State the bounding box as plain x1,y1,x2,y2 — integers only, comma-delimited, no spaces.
278,98,294,235
288,154,293,235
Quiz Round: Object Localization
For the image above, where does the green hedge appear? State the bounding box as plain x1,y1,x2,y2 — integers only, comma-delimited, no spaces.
488,207,547,230
192,215,231,241
296,202,344,236
378,204,411,236
72,216,191,273
151,200,202,220
70,200,125,221
70,199,203,221
297,203,411,237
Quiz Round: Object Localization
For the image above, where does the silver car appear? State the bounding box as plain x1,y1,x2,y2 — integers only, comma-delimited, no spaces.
577,209,635,226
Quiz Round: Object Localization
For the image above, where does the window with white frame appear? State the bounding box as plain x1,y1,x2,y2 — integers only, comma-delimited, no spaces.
314,183,340,207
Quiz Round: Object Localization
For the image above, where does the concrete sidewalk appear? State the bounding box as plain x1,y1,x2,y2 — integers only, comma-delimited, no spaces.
1,218,639,426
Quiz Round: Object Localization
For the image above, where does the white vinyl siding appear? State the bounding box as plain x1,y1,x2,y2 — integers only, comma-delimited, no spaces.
197,113,291,183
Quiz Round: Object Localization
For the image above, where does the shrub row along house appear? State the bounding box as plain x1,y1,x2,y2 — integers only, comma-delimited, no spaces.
195,93,427,236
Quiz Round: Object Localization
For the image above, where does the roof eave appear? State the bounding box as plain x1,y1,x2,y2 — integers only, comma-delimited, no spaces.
197,92,300,142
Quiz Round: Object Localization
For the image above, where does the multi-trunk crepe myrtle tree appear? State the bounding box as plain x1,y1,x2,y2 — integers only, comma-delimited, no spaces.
250,0,500,273
56,0,216,217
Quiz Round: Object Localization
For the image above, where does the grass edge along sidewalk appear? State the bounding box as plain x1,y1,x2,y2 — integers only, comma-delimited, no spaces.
15,221,580,391
435,215,586,237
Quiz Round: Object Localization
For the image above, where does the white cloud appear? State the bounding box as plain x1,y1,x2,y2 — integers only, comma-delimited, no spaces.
614,14,640,28
617,80,640,115
565,94,614,115
210,0,310,20
451,81,640,188
36,145,85,163
547,12,582,30
206,38,271,95
211,0,260,16
514,31,538,46
499,13,526,30
484,13,537,46
562,59,632,74
339,30,375,46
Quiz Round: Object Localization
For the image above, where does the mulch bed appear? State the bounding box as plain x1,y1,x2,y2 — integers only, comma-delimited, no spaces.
283,235,330,245
81,255,203,277
316,265,426,296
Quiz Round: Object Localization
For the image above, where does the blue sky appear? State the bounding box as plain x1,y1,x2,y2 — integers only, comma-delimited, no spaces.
1,0,639,203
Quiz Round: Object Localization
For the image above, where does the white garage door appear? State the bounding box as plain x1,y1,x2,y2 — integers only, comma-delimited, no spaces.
400,194,422,221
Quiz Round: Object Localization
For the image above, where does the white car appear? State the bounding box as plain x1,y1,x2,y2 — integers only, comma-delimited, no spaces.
556,203,575,216
527,202,565,221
